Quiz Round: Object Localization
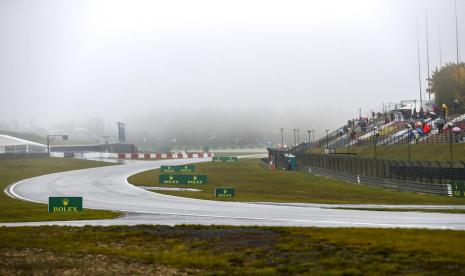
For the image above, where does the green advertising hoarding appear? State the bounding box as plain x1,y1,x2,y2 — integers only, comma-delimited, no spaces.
160,166,176,173
160,165,195,173
451,181,465,197
212,156,238,162
48,197,83,213
159,174,207,184
176,165,195,173
215,187,235,198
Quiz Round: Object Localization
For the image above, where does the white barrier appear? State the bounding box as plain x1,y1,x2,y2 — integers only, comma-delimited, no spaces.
50,152,64,158
50,151,214,160
82,152,118,159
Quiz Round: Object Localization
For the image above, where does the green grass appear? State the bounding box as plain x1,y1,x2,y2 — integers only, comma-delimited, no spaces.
128,159,465,205
333,208,465,214
331,144,465,161
0,157,120,222
1,225,465,275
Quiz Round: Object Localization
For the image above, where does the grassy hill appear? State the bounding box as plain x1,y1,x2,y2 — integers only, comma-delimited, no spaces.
331,144,465,161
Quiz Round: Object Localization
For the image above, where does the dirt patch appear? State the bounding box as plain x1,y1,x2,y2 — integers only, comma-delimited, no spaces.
0,248,185,275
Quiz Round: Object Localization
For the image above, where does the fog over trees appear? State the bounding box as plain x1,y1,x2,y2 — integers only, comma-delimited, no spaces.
1,0,464,148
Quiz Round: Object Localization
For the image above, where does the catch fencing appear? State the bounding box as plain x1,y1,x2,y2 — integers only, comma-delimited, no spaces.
268,149,463,195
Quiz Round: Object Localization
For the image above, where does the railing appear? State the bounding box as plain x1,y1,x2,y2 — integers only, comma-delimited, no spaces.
268,148,465,195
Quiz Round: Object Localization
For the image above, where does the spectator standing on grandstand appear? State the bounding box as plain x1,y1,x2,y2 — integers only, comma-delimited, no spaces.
442,104,448,119
419,107,425,119
359,119,367,132
454,100,459,113
413,108,417,119
437,119,445,133
422,122,431,135
453,127,461,143
390,113,395,122
347,128,353,140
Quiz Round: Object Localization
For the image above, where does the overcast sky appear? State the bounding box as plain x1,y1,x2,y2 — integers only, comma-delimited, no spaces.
0,0,464,140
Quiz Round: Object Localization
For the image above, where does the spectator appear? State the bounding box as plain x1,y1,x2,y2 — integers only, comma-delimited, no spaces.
359,120,367,132
442,104,448,119
422,122,431,135
437,120,445,133
419,107,425,119
453,100,459,113
412,108,417,119
414,132,420,144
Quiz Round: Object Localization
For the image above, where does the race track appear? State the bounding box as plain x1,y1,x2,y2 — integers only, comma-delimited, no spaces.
4,158,465,229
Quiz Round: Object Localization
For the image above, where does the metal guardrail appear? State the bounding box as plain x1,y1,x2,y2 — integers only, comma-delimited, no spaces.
306,167,451,195
268,148,462,195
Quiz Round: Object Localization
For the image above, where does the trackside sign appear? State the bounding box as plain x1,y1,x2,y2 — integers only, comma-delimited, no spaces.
215,188,235,198
212,156,238,162
159,175,208,184
48,197,83,213
160,165,195,173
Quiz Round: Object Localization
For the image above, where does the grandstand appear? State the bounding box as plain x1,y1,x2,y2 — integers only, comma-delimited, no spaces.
289,100,465,154
0,134,47,154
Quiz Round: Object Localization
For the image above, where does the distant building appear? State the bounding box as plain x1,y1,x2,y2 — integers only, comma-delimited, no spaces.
116,122,126,143
0,134,47,154
50,143,137,154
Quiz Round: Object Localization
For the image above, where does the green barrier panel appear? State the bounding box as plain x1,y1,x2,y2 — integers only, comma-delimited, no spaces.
48,197,83,213
215,187,235,198
176,165,195,173
451,181,465,197
160,165,195,173
212,156,238,162
160,166,176,173
159,174,208,184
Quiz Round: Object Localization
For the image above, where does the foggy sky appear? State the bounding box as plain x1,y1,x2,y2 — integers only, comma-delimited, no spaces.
1,0,465,143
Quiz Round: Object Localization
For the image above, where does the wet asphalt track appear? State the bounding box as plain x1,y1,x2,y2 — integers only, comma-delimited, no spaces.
3,158,465,230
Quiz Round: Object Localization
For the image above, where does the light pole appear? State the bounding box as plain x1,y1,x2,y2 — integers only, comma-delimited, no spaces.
325,128,329,150
408,127,412,161
293,128,297,147
280,128,284,149
312,129,315,145
448,124,453,161
307,130,311,148
347,129,350,153
47,134,68,154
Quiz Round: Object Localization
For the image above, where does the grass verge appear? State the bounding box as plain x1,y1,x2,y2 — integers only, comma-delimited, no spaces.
0,157,120,222
332,208,465,214
1,225,465,275
128,159,465,205
330,144,465,161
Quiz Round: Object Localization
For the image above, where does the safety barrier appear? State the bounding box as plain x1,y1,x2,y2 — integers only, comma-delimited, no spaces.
51,152,214,160
307,167,451,196
116,152,214,160
268,148,463,195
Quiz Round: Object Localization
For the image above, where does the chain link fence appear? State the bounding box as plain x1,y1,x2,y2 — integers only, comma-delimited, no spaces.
268,149,463,195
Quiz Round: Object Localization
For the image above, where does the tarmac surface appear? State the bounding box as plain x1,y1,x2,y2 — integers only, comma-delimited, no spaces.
3,158,465,229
